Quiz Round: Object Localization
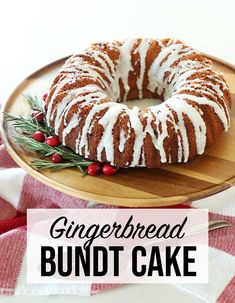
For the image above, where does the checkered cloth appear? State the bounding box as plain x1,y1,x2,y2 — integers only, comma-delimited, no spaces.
0,133,234,302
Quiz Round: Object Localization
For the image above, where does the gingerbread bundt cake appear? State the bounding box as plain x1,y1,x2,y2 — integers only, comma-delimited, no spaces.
46,38,232,168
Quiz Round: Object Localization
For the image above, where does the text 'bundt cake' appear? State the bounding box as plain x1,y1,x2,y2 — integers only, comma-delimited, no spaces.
46,38,232,168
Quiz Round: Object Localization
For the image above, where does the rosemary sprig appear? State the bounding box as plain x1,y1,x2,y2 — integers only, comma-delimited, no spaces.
4,93,54,136
30,159,91,172
5,94,94,172
15,134,93,171
23,94,44,112
4,113,54,136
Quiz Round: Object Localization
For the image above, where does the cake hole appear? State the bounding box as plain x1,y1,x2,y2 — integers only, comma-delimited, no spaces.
122,98,162,109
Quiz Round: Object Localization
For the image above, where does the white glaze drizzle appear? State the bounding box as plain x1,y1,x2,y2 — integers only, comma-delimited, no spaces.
85,49,119,100
62,114,80,145
97,104,125,162
118,128,126,152
134,39,151,99
118,39,137,101
46,38,231,167
147,43,195,95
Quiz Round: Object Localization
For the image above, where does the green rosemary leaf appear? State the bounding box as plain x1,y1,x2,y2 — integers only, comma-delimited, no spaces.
4,112,54,136
23,94,44,112
5,94,94,172
14,134,93,170
30,159,85,172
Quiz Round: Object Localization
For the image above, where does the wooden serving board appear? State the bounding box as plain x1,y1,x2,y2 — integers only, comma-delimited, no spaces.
1,55,235,207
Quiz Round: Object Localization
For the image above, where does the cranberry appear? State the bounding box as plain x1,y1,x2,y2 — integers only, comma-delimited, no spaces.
102,164,118,176
88,162,101,176
32,131,45,143
45,136,61,147
32,111,44,123
51,153,63,163
43,93,48,102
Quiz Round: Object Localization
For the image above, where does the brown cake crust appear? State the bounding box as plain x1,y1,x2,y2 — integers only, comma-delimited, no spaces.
46,38,231,168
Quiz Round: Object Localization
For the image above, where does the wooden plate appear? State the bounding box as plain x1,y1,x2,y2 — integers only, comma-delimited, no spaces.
1,55,235,207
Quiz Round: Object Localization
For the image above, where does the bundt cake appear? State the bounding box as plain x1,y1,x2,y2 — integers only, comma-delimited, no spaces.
46,38,232,168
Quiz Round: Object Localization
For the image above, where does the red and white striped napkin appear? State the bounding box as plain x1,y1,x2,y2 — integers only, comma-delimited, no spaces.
0,134,234,302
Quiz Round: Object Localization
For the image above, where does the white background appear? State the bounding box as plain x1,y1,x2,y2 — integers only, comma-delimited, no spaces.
0,0,235,302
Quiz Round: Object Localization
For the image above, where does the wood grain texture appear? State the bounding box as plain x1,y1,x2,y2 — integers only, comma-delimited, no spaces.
1,54,235,207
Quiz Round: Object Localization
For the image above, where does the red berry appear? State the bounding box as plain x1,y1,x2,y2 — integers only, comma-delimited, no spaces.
51,153,63,163
32,111,44,123
102,164,118,176
43,93,48,102
88,162,101,176
32,131,45,142
45,136,61,147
